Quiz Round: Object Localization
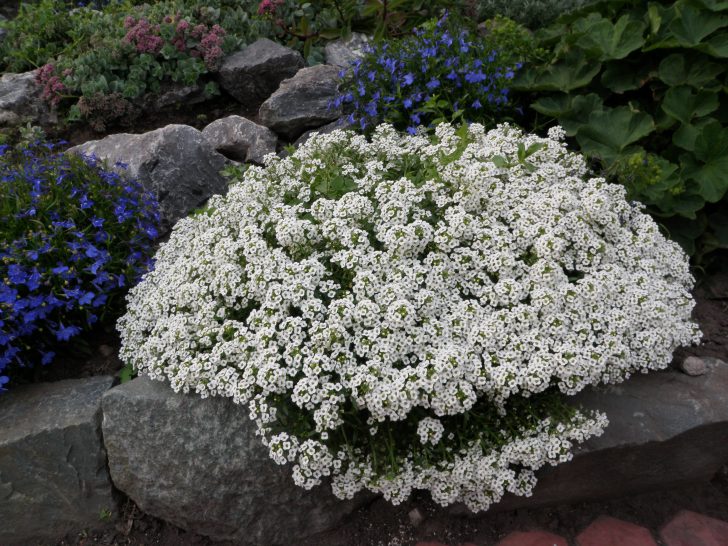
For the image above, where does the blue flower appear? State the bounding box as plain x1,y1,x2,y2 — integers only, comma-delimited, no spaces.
426,78,440,90
402,73,414,86
54,324,81,341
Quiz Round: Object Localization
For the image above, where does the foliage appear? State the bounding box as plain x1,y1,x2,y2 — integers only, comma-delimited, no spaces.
472,0,593,29
334,15,535,133
514,0,728,259
255,0,458,61
118,122,699,510
0,141,159,390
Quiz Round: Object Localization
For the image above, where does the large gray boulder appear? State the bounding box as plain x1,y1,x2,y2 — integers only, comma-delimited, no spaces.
259,65,343,140
325,32,370,68
202,115,277,164
0,71,55,127
102,376,373,545
453,357,728,514
68,124,228,233
218,38,304,107
0,377,116,546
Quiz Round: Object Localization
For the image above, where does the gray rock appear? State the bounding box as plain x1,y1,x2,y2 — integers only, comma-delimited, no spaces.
679,355,709,376
68,124,228,233
325,33,370,68
292,116,352,149
102,376,373,545
218,38,304,107
259,65,343,140
449,360,728,514
0,377,116,546
0,71,55,127
137,83,208,112
202,115,277,164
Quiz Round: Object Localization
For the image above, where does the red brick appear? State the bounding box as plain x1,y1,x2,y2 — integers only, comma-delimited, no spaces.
576,516,657,546
497,530,568,546
660,510,728,546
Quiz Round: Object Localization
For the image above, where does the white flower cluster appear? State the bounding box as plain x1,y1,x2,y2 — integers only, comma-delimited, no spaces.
118,122,700,511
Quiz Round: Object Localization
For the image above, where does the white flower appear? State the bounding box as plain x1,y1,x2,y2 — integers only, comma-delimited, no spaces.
118,122,700,511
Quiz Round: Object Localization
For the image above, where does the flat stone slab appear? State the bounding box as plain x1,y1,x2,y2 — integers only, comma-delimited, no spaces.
484,359,728,512
102,376,372,545
0,377,116,545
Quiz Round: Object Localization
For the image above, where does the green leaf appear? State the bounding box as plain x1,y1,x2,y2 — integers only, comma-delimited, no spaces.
657,52,726,86
601,60,651,93
668,3,728,46
576,106,655,162
513,52,601,92
683,121,728,202
531,94,605,136
662,85,719,125
673,118,715,151
575,14,647,60
693,0,728,12
695,31,728,56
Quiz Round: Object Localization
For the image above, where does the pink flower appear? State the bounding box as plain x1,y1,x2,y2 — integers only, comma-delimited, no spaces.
176,19,190,33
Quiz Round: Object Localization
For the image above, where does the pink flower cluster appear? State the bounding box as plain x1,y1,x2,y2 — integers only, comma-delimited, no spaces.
258,0,284,16
123,17,164,54
121,13,227,71
199,24,226,70
36,64,66,106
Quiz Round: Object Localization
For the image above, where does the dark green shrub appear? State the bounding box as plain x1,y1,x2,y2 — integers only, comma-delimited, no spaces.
514,0,728,259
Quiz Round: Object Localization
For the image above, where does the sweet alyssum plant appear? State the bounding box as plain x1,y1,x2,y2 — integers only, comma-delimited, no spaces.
119,123,699,510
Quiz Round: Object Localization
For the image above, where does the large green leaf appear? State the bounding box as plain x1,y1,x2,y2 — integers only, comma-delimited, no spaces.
513,52,601,92
661,85,720,125
531,93,604,136
601,60,652,93
673,118,716,151
576,14,647,60
682,121,728,202
695,31,728,56
669,2,728,46
576,106,656,161
694,0,728,12
657,52,726,86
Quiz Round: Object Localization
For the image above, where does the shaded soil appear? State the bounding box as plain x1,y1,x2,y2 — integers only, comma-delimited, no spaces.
51,465,728,546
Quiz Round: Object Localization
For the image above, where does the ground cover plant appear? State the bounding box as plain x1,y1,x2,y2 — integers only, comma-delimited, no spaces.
0,142,159,389
118,123,700,510
472,0,592,29
513,0,728,260
334,14,541,133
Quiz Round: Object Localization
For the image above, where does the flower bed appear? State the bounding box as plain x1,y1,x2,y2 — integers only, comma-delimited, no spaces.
118,122,699,510
0,141,159,389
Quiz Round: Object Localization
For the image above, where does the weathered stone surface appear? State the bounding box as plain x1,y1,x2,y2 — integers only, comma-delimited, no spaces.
218,38,304,106
576,516,657,546
454,359,728,515
292,116,352,149
0,71,55,127
325,32,370,67
137,83,208,112
0,377,116,546
102,376,372,545
660,510,728,546
679,356,709,376
202,115,277,164
259,64,342,140
68,124,227,232
497,530,568,546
